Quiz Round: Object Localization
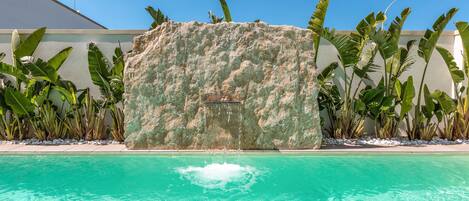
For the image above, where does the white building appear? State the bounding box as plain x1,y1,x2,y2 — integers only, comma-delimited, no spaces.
0,0,106,29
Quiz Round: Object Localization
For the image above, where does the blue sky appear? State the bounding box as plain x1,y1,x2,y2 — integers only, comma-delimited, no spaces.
59,0,469,30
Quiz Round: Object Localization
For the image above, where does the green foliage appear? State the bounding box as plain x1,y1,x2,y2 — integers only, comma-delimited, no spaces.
436,46,464,84
4,87,34,117
308,0,329,62
456,21,469,77
395,76,415,119
209,11,224,24
146,6,169,30
30,103,68,141
418,8,458,63
87,43,124,104
48,47,73,71
87,43,125,141
218,0,232,22
0,62,27,81
23,58,59,83
14,27,46,59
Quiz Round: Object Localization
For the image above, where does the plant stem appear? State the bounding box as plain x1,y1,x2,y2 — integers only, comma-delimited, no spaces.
414,62,430,135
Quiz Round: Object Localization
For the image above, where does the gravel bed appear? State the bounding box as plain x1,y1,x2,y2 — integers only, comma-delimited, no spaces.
323,137,469,146
0,139,123,145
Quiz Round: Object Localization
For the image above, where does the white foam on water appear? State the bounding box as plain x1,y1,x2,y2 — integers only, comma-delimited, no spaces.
176,163,259,191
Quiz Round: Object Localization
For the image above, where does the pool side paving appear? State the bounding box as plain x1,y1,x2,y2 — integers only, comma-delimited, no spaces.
1,144,469,154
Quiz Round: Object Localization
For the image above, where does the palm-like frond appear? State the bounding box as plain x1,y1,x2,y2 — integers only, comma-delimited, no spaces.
321,28,359,68
456,21,469,77
23,58,59,83
388,8,411,45
418,8,458,62
111,47,124,77
395,40,416,77
146,6,169,30
87,43,112,100
356,12,386,36
47,47,73,71
14,27,46,59
307,0,329,62
436,46,465,84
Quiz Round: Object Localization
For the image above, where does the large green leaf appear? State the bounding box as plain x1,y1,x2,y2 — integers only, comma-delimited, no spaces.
418,8,458,62
88,43,112,99
111,47,124,77
47,47,73,71
32,85,50,106
24,58,58,83
422,84,435,119
432,90,456,114
356,12,386,36
0,62,27,81
388,8,411,46
436,46,465,83
321,28,359,68
307,0,329,62
14,27,46,59
399,76,415,118
456,21,469,76
52,86,76,106
4,87,34,117
370,30,396,61
394,40,416,77
219,0,232,22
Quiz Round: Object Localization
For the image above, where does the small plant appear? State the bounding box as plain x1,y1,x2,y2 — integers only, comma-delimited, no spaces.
146,6,169,30
30,103,68,140
208,0,232,23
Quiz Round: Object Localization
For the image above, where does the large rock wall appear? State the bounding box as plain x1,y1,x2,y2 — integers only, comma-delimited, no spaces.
124,22,322,149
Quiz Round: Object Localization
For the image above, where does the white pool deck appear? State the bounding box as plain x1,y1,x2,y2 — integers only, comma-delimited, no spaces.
1,144,469,154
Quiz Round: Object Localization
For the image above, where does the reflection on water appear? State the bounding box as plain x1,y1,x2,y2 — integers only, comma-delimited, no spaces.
176,163,260,191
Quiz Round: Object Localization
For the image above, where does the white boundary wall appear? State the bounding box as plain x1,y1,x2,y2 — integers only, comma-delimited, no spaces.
0,29,144,97
0,29,462,99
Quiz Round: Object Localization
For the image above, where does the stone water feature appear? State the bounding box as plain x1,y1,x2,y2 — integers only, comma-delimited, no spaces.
123,22,322,150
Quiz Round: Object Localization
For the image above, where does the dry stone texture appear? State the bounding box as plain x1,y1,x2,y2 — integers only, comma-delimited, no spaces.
124,22,322,149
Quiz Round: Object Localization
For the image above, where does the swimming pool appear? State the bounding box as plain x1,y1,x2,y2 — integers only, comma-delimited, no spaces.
0,154,468,200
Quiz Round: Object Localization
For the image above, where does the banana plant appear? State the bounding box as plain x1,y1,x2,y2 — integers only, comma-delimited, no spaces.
410,8,458,139
87,42,125,141
146,6,170,30
0,27,74,140
314,12,384,138
435,21,469,139
361,8,415,138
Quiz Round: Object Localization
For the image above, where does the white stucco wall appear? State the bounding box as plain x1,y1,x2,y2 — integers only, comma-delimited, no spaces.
0,29,144,97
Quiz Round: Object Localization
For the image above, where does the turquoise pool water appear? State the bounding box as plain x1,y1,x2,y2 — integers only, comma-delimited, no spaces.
0,154,469,200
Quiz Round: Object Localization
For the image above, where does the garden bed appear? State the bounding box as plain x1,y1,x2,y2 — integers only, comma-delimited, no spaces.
324,137,469,146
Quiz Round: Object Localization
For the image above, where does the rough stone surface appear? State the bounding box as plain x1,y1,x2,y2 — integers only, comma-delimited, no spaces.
124,22,322,150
